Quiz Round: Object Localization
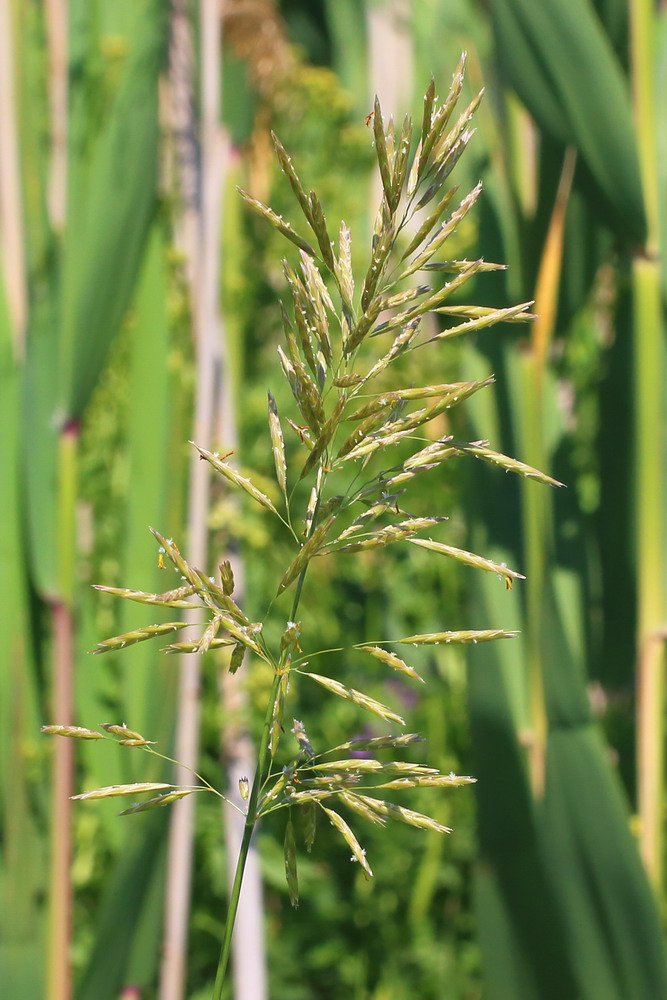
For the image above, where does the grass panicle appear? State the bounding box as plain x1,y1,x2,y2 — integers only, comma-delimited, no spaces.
43,64,558,999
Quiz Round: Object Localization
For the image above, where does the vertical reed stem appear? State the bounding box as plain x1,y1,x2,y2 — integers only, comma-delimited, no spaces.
47,422,78,1000
159,2,223,996
629,0,665,888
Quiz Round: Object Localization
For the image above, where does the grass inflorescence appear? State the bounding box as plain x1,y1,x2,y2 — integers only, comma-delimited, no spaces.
43,56,559,998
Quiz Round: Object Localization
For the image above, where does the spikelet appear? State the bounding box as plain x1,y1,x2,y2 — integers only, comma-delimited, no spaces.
356,795,452,835
338,791,386,827
118,789,194,815
192,443,280,515
92,584,199,609
236,187,316,257
357,644,423,682
321,805,373,878
267,391,288,497
396,628,518,645
332,733,425,753
301,672,405,726
277,516,336,595
453,442,564,486
308,760,437,776
408,537,524,587
42,725,104,740
90,623,188,655
72,782,173,801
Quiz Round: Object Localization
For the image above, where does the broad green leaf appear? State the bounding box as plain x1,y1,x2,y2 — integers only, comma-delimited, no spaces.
59,0,170,418
491,0,645,242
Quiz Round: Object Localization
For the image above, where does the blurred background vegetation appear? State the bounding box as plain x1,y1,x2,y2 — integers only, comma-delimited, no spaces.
1,1,667,998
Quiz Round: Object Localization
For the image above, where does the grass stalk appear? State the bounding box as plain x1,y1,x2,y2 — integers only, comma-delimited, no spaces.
213,671,282,999
630,0,666,888
47,423,78,1000
159,4,225,998
213,521,320,998
46,602,74,1000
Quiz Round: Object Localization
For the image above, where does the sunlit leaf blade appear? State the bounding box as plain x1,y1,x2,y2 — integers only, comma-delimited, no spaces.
59,0,170,418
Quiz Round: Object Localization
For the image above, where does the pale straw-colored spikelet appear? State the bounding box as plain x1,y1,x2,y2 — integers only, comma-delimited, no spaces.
71,782,173,801
321,805,373,878
90,622,188,655
301,672,405,726
41,725,104,740
396,628,519,645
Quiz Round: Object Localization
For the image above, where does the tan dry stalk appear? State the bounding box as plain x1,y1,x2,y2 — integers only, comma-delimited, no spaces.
46,602,73,1000
168,0,199,293
160,6,268,1000
47,420,79,1000
159,4,222,998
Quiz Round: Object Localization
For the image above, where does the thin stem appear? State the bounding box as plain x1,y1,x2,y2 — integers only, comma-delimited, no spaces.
289,646,345,667
211,670,282,999
212,483,325,998
143,746,245,816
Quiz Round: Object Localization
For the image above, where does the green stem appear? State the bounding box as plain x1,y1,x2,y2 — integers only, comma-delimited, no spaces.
212,670,282,999
212,482,325,997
